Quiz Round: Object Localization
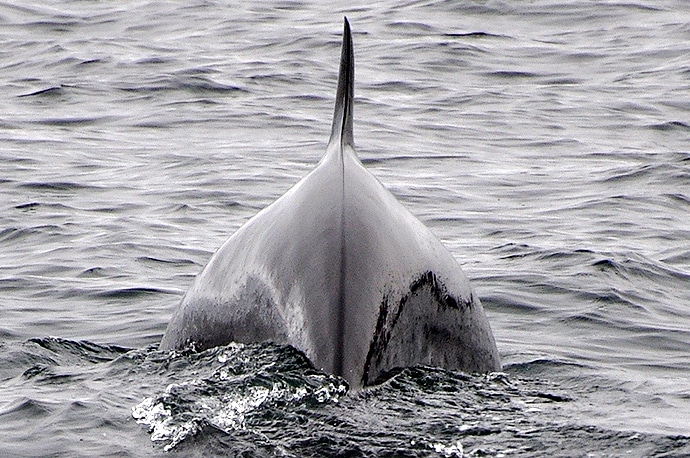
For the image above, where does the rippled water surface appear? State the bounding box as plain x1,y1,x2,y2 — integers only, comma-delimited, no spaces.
1,1,689,456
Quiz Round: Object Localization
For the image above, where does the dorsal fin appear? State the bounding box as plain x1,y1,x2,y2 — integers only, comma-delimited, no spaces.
328,17,354,148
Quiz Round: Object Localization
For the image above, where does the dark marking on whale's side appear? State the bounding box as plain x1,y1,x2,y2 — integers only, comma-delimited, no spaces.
363,271,487,386
160,18,501,389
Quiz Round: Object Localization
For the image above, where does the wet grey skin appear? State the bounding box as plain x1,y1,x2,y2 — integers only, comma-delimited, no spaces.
160,18,501,388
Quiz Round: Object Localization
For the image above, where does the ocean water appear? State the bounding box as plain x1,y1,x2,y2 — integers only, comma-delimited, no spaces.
1,0,689,456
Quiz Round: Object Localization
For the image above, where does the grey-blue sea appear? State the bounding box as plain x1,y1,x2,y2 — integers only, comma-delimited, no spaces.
1,1,689,456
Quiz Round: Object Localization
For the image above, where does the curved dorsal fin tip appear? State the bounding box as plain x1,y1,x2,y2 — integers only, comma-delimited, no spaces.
328,16,354,149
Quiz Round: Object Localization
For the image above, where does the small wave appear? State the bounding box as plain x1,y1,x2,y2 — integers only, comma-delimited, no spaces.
481,293,543,314
0,227,37,243
485,70,540,79
22,364,78,384
14,202,41,211
593,253,690,283
443,31,504,39
388,21,436,32
27,337,130,364
135,56,172,65
177,77,248,94
599,164,661,183
663,193,690,206
365,80,429,94
137,256,197,266
21,19,81,32
0,397,53,419
543,77,584,85
30,116,114,127
76,267,107,278
662,248,690,265
361,154,468,165
17,86,65,98
648,121,690,132
118,75,248,95
17,181,99,191
77,58,103,66
93,287,178,299
505,358,587,376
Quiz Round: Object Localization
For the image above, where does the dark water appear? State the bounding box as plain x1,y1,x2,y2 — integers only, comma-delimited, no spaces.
1,1,689,456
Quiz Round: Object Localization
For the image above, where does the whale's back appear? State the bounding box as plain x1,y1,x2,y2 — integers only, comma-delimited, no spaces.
160,18,500,388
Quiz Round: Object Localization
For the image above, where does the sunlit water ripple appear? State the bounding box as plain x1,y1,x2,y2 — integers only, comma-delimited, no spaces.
1,1,689,456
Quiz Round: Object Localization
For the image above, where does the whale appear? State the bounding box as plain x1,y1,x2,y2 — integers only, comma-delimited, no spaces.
160,18,501,388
